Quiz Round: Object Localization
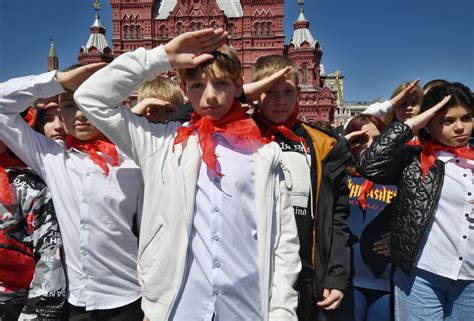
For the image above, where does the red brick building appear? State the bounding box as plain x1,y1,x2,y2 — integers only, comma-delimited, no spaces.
79,0,337,121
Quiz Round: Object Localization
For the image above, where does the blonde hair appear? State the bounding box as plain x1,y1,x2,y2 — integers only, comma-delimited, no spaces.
177,45,241,87
137,76,184,109
251,55,299,86
383,81,424,124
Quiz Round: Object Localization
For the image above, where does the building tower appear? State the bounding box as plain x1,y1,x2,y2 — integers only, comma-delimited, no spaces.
286,0,337,123
48,39,59,71
109,0,285,81
79,0,114,65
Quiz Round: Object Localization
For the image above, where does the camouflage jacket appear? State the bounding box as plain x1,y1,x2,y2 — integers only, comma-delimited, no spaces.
0,168,65,320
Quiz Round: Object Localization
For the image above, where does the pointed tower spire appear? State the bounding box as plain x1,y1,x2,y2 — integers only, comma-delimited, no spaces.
78,0,114,65
335,69,344,106
299,0,304,13
48,38,59,71
290,0,316,49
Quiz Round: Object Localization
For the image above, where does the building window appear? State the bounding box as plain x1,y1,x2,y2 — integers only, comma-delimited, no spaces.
198,22,203,30
228,23,235,37
210,21,217,30
260,24,265,36
302,65,308,85
160,25,167,39
137,25,142,39
130,25,135,39
254,23,259,36
267,23,272,36
191,23,197,31
176,23,183,35
123,25,129,39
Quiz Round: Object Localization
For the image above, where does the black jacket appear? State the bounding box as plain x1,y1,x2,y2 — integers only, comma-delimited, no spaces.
301,125,354,321
357,121,444,275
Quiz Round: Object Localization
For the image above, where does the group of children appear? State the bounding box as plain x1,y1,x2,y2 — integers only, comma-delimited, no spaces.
0,27,473,321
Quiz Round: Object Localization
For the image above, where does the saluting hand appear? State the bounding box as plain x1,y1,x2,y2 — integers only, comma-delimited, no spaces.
164,28,228,69
56,62,107,92
404,95,451,132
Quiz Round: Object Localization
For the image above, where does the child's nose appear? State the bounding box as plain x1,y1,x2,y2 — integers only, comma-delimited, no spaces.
204,84,218,101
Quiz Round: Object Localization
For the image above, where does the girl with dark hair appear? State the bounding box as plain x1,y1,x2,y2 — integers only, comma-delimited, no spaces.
333,114,397,321
358,82,474,321
32,96,67,141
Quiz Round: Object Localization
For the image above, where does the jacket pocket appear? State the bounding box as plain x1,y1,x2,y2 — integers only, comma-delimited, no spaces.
138,223,173,304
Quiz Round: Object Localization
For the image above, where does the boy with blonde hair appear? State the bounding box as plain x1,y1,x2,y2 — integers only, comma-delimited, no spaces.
132,76,184,123
74,29,300,321
251,54,354,321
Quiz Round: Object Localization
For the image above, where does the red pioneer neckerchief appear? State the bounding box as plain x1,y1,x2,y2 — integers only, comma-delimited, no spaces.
174,101,263,176
0,153,26,208
256,105,306,145
66,136,119,175
416,141,474,176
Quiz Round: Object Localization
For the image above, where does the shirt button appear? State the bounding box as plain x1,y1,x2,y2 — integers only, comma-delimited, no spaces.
459,257,464,261
214,289,219,295
464,174,467,177
215,262,221,268
85,172,91,177
214,207,219,213
466,213,470,217
468,192,472,196
463,235,467,239
213,236,219,241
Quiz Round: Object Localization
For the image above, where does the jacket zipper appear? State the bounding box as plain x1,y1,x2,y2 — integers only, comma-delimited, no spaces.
407,163,444,273
262,157,277,321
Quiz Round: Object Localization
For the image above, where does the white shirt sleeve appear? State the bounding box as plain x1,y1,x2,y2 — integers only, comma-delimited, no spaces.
74,45,181,165
0,72,66,177
362,100,392,117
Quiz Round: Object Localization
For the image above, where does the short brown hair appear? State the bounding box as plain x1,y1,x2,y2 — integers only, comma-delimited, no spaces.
251,55,299,86
137,76,184,109
177,45,241,87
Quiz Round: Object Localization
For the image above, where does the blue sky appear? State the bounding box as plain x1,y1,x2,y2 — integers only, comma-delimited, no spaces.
0,0,472,101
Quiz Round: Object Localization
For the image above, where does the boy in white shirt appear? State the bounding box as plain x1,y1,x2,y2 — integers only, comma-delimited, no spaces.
74,28,300,321
0,64,144,320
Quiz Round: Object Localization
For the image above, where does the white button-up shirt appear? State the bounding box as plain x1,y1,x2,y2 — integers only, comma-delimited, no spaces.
416,151,474,280
171,133,262,321
0,72,143,309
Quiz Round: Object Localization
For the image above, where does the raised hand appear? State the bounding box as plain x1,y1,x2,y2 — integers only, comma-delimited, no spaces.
390,79,421,108
56,62,107,92
405,95,451,132
131,98,174,116
243,66,292,101
164,28,228,69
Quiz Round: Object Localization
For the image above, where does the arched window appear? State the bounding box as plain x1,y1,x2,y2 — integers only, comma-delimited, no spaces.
210,21,217,30
191,23,197,31
176,23,183,35
130,25,135,39
137,25,142,39
267,22,272,36
160,25,167,39
254,23,259,36
123,25,129,39
228,23,235,37
260,23,265,36
198,22,203,30
302,65,308,85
